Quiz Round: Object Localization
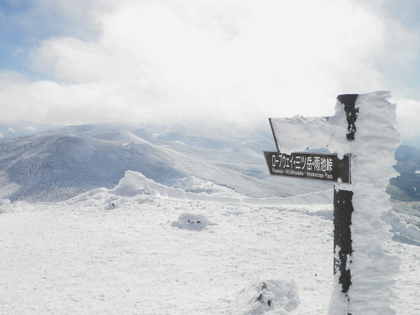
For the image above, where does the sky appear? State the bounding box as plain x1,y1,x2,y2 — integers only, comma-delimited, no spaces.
1,0,420,144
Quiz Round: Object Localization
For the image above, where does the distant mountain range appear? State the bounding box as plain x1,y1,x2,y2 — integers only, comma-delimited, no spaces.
388,145,420,202
0,122,419,208
0,122,330,202
0,122,62,139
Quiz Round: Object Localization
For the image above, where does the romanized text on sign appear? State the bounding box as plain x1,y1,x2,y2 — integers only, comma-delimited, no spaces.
263,151,351,183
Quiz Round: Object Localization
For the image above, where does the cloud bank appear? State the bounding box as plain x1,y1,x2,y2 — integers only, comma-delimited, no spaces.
0,0,420,144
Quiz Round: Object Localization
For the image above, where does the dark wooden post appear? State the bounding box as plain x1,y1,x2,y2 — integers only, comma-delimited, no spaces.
333,94,358,301
333,189,353,293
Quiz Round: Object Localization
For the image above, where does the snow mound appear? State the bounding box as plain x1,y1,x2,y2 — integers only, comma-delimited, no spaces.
171,213,214,231
112,171,245,203
111,171,159,197
236,278,300,314
382,210,420,242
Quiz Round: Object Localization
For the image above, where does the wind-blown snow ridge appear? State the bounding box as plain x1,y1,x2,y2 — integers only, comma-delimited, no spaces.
111,170,334,206
3,167,411,242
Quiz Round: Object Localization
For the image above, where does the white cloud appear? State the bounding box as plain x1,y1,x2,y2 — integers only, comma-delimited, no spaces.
395,98,420,146
0,0,419,143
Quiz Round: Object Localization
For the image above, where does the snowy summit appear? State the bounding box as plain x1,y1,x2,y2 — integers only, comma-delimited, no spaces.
1,97,420,314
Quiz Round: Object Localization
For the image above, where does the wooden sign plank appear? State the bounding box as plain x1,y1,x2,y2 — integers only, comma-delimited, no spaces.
263,151,351,183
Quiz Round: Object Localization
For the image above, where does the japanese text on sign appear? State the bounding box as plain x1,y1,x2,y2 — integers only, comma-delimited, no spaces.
264,151,351,183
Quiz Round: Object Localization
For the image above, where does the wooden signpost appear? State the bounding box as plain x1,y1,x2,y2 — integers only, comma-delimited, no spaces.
265,92,400,314
264,94,360,310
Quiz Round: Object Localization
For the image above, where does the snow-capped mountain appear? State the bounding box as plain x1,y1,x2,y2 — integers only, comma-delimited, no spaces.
389,145,420,201
1,122,420,207
0,121,62,139
0,123,331,202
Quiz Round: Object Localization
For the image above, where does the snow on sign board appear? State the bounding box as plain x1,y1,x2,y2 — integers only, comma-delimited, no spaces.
263,151,351,183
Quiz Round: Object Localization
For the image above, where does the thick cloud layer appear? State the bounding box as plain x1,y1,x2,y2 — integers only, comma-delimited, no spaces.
0,0,420,144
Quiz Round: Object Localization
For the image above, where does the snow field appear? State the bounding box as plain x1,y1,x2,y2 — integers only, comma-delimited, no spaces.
1,185,420,314
0,189,335,315
384,236,420,315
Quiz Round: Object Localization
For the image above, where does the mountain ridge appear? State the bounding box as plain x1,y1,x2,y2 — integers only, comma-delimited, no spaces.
0,123,330,202
0,122,419,206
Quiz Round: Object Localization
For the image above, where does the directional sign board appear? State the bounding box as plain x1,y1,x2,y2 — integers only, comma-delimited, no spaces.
264,151,351,183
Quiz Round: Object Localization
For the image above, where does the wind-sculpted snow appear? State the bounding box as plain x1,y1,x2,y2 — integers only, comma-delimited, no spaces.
108,170,335,207
235,278,300,314
382,210,420,242
112,171,241,201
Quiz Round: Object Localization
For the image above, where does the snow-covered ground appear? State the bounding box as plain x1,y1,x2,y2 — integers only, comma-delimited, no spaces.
0,174,419,315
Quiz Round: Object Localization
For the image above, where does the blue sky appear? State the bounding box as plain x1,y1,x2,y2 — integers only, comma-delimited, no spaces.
1,0,420,145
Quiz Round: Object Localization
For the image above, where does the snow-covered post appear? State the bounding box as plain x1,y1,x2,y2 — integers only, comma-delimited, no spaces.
332,94,358,299
328,92,401,315
265,91,400,315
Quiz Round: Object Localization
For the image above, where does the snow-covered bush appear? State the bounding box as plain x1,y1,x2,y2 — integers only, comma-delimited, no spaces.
236,278,300,314
171,213,213,231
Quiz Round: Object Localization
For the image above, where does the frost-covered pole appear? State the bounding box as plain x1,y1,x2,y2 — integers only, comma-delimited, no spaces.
329,92,400,315
332,94,357,305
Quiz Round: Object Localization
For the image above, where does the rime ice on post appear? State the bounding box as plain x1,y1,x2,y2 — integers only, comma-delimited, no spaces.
330,92,401,315
265,91,400,315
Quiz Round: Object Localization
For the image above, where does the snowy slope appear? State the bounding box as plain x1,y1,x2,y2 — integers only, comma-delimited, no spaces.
0,133,187,201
